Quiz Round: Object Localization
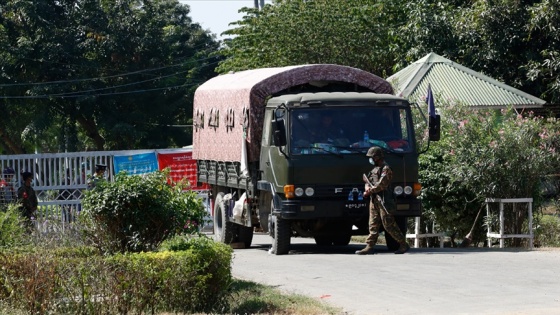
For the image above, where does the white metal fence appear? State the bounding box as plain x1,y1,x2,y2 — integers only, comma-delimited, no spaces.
0,150,175,231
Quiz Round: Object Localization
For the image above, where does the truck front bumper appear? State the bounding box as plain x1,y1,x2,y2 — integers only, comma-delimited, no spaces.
274,198,421,219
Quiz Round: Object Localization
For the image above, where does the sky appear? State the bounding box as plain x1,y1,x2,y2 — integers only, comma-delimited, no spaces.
179,1,272,38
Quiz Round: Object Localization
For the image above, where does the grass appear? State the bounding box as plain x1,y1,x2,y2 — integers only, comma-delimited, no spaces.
0,273,341,315
218,279,343,315
0,278,342,315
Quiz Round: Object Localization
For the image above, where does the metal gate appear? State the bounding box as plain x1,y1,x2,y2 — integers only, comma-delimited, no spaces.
2,150,131,231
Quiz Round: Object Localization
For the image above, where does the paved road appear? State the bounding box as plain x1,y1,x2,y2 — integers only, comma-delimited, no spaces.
231,233,560,315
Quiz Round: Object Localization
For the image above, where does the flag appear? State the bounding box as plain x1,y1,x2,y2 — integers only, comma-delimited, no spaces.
427,84,436,119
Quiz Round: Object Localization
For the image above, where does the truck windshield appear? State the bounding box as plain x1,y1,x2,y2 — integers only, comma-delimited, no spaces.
290,107,413,155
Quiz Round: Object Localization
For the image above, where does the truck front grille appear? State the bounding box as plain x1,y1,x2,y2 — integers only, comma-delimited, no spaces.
310,185,363,199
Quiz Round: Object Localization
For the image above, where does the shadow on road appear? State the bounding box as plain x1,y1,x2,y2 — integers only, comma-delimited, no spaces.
244,235,532,255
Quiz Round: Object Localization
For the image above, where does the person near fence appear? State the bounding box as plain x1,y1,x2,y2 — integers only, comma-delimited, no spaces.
87,164,107,189
355,146,410,255
17,171,38,228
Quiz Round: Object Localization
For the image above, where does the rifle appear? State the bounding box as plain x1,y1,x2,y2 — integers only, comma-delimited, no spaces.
362,173,374,187
363,173,390,214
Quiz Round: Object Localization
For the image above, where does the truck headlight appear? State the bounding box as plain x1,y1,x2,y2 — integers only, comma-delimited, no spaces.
305,187,315,196
404,186,413,195
394,186,403,196
295,187,304,197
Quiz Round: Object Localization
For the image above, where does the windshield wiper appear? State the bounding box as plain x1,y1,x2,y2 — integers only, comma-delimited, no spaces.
294,146,343,158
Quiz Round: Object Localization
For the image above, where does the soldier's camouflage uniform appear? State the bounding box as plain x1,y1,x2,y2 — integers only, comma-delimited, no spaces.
365,162,407,247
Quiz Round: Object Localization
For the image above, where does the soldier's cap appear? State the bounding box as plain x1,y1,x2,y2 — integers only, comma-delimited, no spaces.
366,146,384,158
95,164,107,171
3,167,15,175
21,171,33,181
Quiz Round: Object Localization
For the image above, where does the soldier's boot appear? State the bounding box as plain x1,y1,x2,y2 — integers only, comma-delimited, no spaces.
394,242,410,255
355,244,375,255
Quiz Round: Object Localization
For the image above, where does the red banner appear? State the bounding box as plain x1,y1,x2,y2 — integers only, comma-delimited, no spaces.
157,151,210,191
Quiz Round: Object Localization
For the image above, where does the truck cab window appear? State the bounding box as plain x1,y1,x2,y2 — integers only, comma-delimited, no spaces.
290,106,412,155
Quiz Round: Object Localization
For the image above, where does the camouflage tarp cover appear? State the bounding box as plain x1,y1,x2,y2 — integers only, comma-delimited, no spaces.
192,64,393,162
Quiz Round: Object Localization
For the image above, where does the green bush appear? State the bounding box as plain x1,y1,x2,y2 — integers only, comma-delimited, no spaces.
419,103,560,246
80,170,206,253
108,238,233,314
0,203,29,248
0,237,233,314
535,214,560,247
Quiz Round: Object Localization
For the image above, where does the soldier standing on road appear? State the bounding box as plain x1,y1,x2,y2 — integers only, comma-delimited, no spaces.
356,146,410,255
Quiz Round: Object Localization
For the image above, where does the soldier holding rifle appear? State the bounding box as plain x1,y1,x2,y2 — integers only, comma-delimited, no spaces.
355,146,410,255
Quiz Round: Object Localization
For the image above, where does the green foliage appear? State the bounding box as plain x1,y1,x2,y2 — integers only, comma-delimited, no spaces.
535,214,560,247
420,102,560,245
0,204,29,248
0,0,221,153
106,243,233,314
398,0,560,103
160,232,216,252
217,0,407,75
80,170,206,253
0,238,233,314
217,0,560,105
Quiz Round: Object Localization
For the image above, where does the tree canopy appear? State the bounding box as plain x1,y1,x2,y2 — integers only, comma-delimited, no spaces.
0,0,221,154
218,0,560,105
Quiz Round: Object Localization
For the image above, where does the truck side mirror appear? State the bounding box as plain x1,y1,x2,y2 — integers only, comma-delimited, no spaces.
429,115,441,141
272,118,287,147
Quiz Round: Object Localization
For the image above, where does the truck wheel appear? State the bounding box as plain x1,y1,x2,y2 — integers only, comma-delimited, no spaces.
271,215,291,255
238,226,254,248
385,216,407,251
214,192,237,244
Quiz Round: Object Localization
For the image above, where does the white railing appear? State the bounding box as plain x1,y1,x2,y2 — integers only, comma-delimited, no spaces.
1,149,202,232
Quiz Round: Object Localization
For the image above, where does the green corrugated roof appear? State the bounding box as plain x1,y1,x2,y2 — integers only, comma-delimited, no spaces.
387,52,546,109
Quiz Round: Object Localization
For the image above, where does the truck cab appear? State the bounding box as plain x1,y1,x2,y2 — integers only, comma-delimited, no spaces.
259,92,421,254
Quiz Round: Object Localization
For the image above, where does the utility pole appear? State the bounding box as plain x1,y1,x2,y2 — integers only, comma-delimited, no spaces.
254,0,264,9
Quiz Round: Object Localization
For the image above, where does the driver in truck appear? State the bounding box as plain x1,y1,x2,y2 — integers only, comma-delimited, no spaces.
311,112,343,143
355,146,410,255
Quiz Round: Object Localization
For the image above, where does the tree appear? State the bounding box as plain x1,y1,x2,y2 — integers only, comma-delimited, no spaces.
398,0,560,103
526,0,560,103
0,0,221,153
217,0,408,76
217,0,560,104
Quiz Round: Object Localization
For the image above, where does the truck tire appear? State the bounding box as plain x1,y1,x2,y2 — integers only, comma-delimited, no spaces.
214,192,237,244
238,226,254,248
271,215,291,255
385,216,407,251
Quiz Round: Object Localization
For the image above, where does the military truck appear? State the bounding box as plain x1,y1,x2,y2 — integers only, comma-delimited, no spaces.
192,64,439,255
